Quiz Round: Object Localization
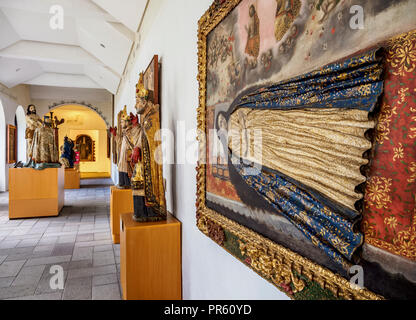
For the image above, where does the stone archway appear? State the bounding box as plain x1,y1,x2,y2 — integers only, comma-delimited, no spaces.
45,104,111,178
48,101,110,127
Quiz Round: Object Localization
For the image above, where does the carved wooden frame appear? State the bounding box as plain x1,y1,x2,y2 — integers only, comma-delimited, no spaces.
196,0,382,300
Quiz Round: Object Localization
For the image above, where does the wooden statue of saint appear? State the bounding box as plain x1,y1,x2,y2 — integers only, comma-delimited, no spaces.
130,73,166,222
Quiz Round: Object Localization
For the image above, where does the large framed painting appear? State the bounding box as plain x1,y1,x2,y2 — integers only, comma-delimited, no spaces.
7,124,17,164
196,0,416,300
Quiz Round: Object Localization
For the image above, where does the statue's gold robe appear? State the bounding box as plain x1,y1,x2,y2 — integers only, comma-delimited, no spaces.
31,125,59,164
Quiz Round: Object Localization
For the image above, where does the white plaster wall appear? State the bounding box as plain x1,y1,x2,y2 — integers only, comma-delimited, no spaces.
114,0,288,300
0,93,20,192
0,85,31,191
0,98,5,192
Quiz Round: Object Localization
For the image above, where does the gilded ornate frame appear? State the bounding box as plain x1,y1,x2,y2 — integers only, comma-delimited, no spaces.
196,0,382,300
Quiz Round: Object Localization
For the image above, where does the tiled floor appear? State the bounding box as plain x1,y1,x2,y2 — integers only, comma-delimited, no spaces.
0,179,122,300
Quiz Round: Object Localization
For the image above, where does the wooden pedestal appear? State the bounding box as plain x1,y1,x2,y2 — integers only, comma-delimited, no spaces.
120,212,182,300
9,167,64,219
64,168,80,189
110,186,133,244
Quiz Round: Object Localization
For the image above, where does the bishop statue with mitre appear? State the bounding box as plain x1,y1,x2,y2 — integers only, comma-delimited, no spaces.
130,73,167,222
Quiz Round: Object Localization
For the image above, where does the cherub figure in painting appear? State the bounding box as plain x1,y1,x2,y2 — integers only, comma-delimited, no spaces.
245,4,260,59
274,0,301,42
316,0,340,23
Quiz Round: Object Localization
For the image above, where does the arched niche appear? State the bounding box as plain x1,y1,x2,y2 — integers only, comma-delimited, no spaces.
48,102,109,128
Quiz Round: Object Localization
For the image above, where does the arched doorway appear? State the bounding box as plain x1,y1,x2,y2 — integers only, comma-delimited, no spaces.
0,100,5,191
15,105,27,162
44,104,111,179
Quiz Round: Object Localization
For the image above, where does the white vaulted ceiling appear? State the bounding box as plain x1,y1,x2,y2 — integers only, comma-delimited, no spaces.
0,0,148,94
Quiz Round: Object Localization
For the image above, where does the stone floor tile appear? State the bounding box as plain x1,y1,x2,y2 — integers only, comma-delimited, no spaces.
94,232,111,241
57,235,77,244
93,250,115,267
38,236,58,245
72,247,93,261
94,244,113,252
9,227,32,236
74,240,112,248
76,233,94,242
92,283,121,300
7,292,63,300
25,255,71,267
63,277,92,300
16,238,40,248
0,284,37,300
92,273,118,287
12,265,45,287
0,240,20,249
0,260,26,277
51,243,74,256
67,264,116,280
33,245,55,253
0,276,15,288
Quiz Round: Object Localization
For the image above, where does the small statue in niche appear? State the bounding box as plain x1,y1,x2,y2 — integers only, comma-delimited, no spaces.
130,73,167,222
59,136,75,169
76,135,94,162
25,104,43,161
110,106,135,189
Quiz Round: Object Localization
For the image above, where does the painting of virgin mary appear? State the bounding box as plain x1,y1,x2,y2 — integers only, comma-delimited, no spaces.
215,49,384,268
200,0,416,300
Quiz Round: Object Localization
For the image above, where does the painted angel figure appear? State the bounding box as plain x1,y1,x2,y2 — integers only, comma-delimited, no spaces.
245,4,260,59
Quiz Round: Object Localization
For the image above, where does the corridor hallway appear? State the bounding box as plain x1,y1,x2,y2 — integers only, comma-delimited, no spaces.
0,179,121,300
